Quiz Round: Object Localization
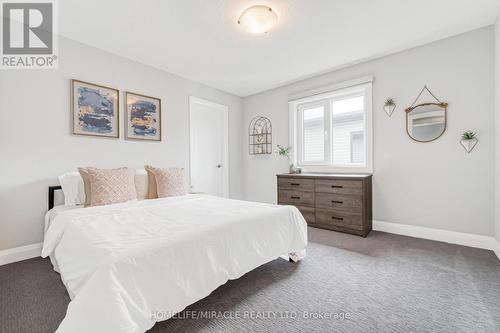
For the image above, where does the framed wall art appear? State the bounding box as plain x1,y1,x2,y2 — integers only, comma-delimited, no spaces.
72,79,119,138
125,92,162,141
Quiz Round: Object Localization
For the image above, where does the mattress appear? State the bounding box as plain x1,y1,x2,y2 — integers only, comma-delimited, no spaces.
42,194,307,332
44,204,81,233
44,205,81,272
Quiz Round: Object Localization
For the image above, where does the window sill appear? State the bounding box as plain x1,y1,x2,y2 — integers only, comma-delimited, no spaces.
296,165,373,174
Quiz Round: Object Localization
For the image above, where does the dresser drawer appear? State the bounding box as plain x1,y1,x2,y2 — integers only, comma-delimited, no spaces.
315,179,363,195
278,189,314,206
315,193,362,213
277,173,372,237
315,209,363,231
296,205,315,223
278,177,315,191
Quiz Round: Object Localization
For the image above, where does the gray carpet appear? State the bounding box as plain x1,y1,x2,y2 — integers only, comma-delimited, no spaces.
1,228,499,333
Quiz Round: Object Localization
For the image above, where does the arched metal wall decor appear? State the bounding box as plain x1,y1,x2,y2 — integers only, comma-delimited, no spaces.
249,116,272,155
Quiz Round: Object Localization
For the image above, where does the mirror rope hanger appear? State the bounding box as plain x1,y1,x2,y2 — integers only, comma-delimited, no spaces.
406,85,447,112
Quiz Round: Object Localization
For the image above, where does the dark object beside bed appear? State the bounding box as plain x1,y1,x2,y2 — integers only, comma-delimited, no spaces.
48,186,62,210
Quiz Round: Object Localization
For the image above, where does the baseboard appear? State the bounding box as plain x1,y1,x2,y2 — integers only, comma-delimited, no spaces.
493,239,500,262
0,243,42,266
373,220,498,257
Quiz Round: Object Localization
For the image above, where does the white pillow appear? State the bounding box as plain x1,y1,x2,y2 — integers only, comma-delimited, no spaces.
58,172,85,206
134,169,148,200
58,169,149,206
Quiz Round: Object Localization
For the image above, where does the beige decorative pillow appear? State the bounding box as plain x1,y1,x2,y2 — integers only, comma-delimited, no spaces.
78,168,92,207
85,167,137,207
144,165,158,199
145,166,187,198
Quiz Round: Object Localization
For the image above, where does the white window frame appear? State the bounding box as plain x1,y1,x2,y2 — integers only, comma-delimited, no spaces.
296,98,331,166
288,76,373,174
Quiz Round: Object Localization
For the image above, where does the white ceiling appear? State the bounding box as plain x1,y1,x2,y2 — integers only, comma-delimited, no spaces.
59,0,500,97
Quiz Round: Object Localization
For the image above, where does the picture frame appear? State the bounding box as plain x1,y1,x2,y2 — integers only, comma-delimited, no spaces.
72,79,120,138
125,91,162,141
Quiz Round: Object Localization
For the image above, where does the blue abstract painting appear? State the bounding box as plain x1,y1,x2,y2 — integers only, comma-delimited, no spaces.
72,80,119,138
126,92,161,141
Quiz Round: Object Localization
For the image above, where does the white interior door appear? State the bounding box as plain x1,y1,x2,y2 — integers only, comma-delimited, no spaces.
189,97,229,197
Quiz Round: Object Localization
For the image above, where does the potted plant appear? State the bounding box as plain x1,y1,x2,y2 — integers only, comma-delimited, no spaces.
383,98,396,117
277,145,298,173
460,131,478,153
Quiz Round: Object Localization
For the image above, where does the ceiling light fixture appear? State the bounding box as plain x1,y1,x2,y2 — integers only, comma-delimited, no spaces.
238,5,278,34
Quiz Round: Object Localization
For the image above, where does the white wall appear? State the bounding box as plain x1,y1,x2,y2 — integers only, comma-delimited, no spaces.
0,37,243,251
1,27,496,251
495,17,500,243
243,27,495,236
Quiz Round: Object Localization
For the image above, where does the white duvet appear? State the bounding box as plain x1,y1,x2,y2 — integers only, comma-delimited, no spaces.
42,194,308,333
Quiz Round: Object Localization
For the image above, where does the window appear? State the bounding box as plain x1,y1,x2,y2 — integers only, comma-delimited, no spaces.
350,131,364,164
303,105,325,162
289,78,372,173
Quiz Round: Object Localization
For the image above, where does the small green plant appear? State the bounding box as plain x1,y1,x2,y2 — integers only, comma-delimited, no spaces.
277,145,291,159
384,98,395,107
462,131,476,140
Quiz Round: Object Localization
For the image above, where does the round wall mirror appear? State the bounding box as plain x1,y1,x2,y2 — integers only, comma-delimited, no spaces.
405,102,447,142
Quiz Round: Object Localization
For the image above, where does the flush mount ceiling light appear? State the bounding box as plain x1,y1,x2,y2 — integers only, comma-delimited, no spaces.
238,5,278,34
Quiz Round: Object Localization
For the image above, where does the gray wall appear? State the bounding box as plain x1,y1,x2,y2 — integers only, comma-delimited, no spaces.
495,17,500,243
0,37,244,251
1,27,496,251
242,27,495,236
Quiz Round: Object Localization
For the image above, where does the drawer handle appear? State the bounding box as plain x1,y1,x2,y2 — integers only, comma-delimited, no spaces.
331,200,343,204
331,185,343,188
290,183,300,186
331,216,344,221
291,196,301,199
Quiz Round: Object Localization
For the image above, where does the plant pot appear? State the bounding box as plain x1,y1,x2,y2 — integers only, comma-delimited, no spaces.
384,104,396,117
290,164,300,174
289,165,302,174
460,138,478,153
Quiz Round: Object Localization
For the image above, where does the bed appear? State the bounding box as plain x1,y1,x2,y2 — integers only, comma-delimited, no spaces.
42,187,308,333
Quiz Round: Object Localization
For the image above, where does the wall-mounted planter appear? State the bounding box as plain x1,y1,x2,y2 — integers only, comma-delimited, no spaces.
383,98,396,117
460,138,478,153
460,131,477,153
383,104,396,117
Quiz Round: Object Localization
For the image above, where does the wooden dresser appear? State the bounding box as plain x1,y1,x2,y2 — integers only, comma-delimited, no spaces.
277,173,372,237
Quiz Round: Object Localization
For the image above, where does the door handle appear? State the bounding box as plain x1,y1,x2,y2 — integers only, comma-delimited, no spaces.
217,165,222,168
